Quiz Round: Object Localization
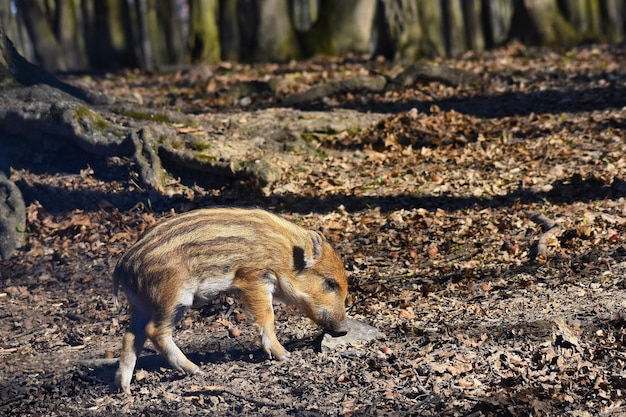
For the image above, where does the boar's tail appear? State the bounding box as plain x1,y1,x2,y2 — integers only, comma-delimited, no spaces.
112,269,121,309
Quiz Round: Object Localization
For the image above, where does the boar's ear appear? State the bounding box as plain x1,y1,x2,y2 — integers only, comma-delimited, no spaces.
310,231,323,262
293,231,324,271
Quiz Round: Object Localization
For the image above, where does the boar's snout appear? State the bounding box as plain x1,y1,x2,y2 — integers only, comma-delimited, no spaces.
325,319,349,337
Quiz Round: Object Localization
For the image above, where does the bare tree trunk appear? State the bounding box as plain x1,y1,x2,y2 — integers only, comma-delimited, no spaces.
15,0,65,70
0,0,22,54
521,0,581,46
291,0,319,32
6,0,626,71
188,0,220,63
255,0,301,60
145,0,172,69
161,0,186,65
377,0,446,60
236,0,260,61
561,0,601,40
443,0,466,56
219,0,241,61
135,0,154,70
58,0,88,69
463,0,485,52
417,0,446,57
0,22,35,259
82,0,137,69
600,0,624,42
484,0,515,46
305,0,376,57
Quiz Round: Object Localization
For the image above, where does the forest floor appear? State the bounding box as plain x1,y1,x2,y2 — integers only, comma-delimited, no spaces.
1,43,626,416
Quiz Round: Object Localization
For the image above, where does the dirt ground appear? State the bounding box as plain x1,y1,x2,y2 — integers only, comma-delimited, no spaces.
1,43,626,416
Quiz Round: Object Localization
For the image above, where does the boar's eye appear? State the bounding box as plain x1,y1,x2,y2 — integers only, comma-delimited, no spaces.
324,277,340,292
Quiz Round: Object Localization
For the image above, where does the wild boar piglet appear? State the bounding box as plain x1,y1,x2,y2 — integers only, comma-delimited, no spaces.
113,207,349,392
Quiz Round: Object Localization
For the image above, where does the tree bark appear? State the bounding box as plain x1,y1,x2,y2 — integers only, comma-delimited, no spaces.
443,0,467,56
463,0,485,52
485,0,515,46
188,0,220,63
521,0,581,46
254,0,301,61
304,0,376,57
219,0,242,61
161,0,186,65
15,0,65,70
291,0,319,32
0,21,26,260
4,1,626,73
600,0,624,42
135,0,155,70
82,0,137,69
58,0,88,69
561,0,601,40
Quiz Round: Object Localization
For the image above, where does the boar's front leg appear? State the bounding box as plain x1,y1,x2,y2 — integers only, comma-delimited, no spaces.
233,270,290,361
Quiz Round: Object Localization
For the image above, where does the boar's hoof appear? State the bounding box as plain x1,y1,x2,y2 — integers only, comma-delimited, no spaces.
276,351,291,361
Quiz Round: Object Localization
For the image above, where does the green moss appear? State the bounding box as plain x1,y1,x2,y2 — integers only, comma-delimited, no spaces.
316,150,328,159
346,126,361,135
169,140,183,150
190,139,211,152
195,154,217,162
301,132,319,143
122,110,172,124
74,106,109,131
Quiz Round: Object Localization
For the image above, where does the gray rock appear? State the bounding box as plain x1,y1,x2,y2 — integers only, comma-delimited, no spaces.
322,318,385,350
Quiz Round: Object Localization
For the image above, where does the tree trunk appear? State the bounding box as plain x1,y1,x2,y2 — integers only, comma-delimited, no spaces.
145,0,169,69
135,0,154,70
443,0,467,56
304,0,376,57
5,0,626,71
520,0,581,46
291,0,319,32
219,0,241,61
255,0,301,61
161,0,186,65
188,0,220,63
417,0,446,57
57,0,88,69
0,22,29,260
485,0,515,46
463,0,485,52
82,0,137,69
600,0,624,42
15,0,65,70
561,0,601,40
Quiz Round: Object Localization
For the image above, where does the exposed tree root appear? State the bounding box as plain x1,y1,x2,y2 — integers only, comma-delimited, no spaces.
283,62,478,106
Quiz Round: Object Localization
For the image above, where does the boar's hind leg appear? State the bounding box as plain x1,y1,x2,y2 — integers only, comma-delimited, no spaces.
115,308,150,393
145,312,203,376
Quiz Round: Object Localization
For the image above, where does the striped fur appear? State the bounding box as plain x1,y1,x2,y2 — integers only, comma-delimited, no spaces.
113,208,348,392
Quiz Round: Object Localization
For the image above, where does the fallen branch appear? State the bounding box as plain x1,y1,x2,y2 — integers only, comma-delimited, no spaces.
282,62,479,106
528,212,561,261
388,62,477,89
283,75,387,106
